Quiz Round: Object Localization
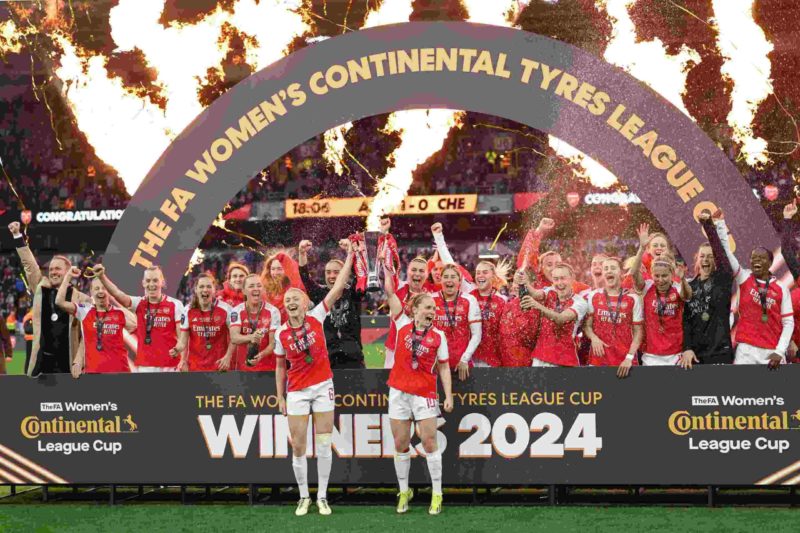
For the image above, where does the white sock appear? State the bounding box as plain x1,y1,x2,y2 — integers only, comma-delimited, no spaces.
425,450,442,495
292,454,309,498
316,433,333,500
394,450,411,492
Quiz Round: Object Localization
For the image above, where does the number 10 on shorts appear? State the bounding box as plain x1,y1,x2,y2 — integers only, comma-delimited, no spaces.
459,412,602,459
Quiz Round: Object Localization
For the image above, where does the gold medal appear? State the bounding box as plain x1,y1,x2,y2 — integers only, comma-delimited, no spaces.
701,312,710,322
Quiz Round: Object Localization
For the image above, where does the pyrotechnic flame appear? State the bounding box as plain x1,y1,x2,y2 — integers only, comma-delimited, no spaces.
0,19,25,55
365,0,530,229
320,0,413,177
48,0,310,193
323,123,352,175
461,0,531,27
366,109,464,230
548,136,618,188
600,0,700,118
711,0,773,166
362,0,413,28
184,247,206,277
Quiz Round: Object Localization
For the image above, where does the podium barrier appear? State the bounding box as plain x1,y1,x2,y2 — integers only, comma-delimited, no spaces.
1,366,798,486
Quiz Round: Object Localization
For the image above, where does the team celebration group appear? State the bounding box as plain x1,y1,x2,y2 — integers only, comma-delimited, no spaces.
5,200,800,515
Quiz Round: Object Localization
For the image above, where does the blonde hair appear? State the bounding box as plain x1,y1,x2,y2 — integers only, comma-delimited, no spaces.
143,265,166,288
440,264,462,280
693,243,715,277
409,293,434,312
551,262,575,278
476,258,511,289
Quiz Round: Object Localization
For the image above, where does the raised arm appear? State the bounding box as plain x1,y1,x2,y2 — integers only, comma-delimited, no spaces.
698,211,733,276
322,247,354,310
91,264,133,309
8,221,42,289
781,201,800,281
713,212,741,276
56,267,82,315
630,223,649,292
383,265,403,317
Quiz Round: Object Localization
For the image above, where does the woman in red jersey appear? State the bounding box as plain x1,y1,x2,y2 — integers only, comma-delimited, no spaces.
384,271,453,515
274,247,353,517
432,264,481,381
469,259,510,368
714,212,793,367
583,258,643,378
227,274,281,371
630,224,692,366
93,263,184,372
524,264,588,367
499,268,540,367
170,274,235,372
56,267,135,375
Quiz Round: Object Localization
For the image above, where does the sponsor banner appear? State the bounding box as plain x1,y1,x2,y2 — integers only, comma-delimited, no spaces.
584,192,642,206
34,210,125,224
1,367,799,485
285,194,477,219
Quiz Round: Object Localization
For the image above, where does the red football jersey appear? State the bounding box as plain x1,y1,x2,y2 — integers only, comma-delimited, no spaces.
531,289,588,366
274,302,333,392
432,292,481,369
180,302,233,372
586,289,643,366
499,297,540,367
641,280,684,355
230,301,281,371
75,303,130,373
733,268,792,350
470,289,507,367
387,313,449,399
130,295,183,368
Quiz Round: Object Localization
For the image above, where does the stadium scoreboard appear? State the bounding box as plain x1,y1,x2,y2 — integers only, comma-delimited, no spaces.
285,194,478,218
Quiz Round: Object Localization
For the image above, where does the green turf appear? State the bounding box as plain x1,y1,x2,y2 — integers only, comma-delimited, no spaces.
5,347,26,375
0,505,798,532
363,343,385,369
4,345,386,374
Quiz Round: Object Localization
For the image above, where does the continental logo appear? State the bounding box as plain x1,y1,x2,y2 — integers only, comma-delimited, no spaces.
668,410,790,436
20,415,138,439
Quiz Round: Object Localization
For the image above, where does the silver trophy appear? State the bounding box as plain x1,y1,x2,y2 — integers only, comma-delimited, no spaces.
363,230,382,292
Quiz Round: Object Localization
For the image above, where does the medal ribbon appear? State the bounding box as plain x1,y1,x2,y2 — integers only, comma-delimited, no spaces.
289,322,314,364
441,291,459,329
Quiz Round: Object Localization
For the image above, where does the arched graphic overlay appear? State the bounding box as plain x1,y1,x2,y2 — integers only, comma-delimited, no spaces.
104,22,778,293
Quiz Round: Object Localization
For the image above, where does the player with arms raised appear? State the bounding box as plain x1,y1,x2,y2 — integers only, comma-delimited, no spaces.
629,224,692,366
93,264,183,372
56,267,135,375
714,213,793,367
384,266,453,515
275,246,354,517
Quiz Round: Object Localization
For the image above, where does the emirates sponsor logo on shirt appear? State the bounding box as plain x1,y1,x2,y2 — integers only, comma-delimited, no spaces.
151,316,173,328
289,330,318,353
748,288,776,308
